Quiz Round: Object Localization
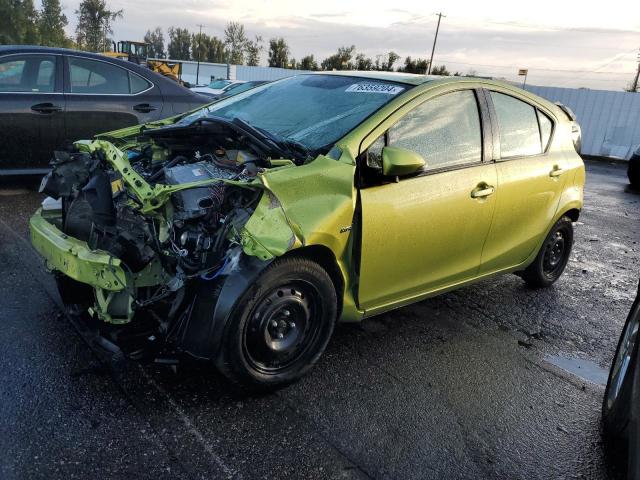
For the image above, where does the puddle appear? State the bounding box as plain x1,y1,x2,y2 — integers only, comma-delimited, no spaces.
544,354,609,386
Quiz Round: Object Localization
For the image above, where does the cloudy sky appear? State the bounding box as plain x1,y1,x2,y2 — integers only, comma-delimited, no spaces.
56,0,639,90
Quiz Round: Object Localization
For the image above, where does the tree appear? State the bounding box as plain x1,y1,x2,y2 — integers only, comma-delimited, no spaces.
321,45,356,70
355,53,373,71
0,0,40,44
144,27,164,58
191,31,208,63
224,21,247,64
430,64,450,76
268,37,289,68
245,35,263,66
207,36,226,63
75,0,122,52
297,55,318,71
167,27,190,60
375,51,399,71
398,56,429,74
38,0,70,47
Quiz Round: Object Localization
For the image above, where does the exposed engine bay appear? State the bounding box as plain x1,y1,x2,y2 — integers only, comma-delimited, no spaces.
37,117,299,361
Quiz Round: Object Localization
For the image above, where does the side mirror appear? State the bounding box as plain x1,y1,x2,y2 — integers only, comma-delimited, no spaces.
382,146,426,177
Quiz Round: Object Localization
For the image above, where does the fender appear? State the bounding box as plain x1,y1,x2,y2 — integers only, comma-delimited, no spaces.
179,254,273,360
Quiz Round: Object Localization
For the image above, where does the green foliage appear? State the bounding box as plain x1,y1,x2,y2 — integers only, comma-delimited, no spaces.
245,35,263,66
376,51,399,71
39,0,71,47
167,27,190,60
297,55,318,71
224,21,247,64
144,27,164,58
320,45,356,70
398,56,429,74
268,37,289,68
75,0,122,52
189,32,226,63
430,64,450,76
0,0,39,44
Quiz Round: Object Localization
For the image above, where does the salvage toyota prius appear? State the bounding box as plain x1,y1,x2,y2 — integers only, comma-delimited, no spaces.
30,72,585,389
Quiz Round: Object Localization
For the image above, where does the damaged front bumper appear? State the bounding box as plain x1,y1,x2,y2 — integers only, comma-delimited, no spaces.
30,208,127,292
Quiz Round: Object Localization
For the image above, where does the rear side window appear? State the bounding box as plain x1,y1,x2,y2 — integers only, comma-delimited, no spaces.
69,57,149,94
0,55,56,92
388,90,482,170
490,91,542,157
129,72,151,93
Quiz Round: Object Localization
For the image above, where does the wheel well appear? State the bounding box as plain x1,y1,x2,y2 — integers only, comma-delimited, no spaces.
284,246,344,318
563,208,580,222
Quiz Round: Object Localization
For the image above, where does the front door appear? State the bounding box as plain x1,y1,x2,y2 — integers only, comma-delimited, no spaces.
358,89,497,313
0,53,65,171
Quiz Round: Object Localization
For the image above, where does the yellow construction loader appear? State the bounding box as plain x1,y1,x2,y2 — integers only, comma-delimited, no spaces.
102,41,184,84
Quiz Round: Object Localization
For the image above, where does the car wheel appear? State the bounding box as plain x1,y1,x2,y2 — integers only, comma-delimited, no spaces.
521,216,573,288
602,296,640,448
217,256,337,391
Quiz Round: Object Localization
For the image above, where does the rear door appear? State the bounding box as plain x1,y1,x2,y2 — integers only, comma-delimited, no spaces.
358,88,498,312
0,53,65,171
479,89,568,273
63,55,163,141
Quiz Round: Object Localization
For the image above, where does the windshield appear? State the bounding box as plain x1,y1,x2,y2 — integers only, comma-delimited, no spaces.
208,79,232,89
181,74,409,152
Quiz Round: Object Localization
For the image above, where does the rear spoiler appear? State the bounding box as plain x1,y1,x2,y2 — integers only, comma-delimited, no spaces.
555,102,577,122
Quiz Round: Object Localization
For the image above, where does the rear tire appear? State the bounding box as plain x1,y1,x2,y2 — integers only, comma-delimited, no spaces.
522,216,573,288
217,257,337,391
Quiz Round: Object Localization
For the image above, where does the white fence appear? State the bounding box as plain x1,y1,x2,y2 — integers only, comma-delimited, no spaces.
524,86,640,160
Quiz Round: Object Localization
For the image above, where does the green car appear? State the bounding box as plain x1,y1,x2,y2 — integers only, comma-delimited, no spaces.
30,72,585,389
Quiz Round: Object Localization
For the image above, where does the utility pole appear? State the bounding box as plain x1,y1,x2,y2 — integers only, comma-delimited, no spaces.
631,49,640,93
427,12,445,75
196,24,205,85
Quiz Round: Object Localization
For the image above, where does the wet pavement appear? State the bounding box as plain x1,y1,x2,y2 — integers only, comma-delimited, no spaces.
0,160,636,479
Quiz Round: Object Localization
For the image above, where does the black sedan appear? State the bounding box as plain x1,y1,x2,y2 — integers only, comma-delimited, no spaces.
0,46,210,174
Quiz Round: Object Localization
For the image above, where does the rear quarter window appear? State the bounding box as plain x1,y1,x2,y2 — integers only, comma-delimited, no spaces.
490,91,542,158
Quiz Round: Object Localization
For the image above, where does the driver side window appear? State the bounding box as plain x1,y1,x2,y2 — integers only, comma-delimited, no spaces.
388,90,482,171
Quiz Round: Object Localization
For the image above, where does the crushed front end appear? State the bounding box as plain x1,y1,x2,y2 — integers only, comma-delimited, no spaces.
30,117,301,361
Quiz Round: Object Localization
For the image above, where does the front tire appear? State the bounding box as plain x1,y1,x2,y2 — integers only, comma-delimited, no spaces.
217,257,337,391
522,216,573,288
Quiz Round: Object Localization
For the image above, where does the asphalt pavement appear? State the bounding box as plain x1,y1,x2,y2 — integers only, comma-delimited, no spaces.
0,160,637,479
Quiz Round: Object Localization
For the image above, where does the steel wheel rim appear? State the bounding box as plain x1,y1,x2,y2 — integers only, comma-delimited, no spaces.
243,281,322,375
607,313,640,409
543,230,566,276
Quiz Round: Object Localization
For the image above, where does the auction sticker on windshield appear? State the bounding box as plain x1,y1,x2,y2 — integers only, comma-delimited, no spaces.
345,83,405,94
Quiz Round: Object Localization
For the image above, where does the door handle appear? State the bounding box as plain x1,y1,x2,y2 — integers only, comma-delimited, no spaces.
549,165,564,177
471,184,495,199
133,103,157,113
31,102,62,114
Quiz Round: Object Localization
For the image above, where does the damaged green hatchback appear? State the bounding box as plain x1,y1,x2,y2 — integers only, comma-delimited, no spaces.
30,72,585,389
